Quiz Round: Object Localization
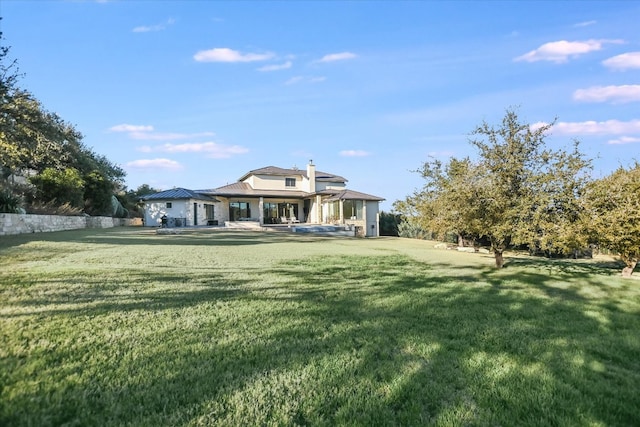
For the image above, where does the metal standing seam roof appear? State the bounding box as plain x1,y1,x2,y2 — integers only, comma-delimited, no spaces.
141,188,219,202
197,182,309,198
323,189,386,202
238,166,348,183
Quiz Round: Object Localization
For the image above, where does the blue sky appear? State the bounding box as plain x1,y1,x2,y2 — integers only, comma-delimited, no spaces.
2,1,639,210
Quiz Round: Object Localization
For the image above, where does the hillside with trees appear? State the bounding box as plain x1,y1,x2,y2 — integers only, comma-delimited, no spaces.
0,30,152,218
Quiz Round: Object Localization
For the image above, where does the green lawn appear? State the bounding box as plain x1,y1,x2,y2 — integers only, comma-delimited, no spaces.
1,228,639,426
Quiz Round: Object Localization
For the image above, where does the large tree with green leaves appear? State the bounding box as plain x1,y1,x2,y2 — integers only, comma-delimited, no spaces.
1,30,126,215
584,163,640,277
398,108,592,268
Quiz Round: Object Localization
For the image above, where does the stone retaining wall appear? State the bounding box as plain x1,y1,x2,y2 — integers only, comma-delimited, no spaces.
0,213,142,236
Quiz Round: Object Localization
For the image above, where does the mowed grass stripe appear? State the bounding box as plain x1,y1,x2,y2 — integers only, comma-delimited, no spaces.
1,228,638,426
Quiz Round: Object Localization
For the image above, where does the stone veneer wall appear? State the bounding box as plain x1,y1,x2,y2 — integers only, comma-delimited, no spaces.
0,213,142,236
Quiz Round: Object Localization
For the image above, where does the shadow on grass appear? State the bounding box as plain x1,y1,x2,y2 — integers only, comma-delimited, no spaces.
1,254,639,426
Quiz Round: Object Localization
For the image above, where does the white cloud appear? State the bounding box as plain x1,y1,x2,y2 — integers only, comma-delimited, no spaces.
608,136,640,145
602,52,640,70
129,131,215,141
257,61,292,72
110,124,216,141
573,85,640,104
137,142,249,158
318,52,357,63
126,158,183,171
534,119,640,135
514,39,624,63
110,124,154,132
339,150,371,157
132,18,175,33
284,75,325,85
285,76,304,85
193,48,274,63
573,20,597,28
427,150,455,157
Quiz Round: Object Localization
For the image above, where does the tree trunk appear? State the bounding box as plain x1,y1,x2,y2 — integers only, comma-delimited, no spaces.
458,234,464,247
621,260,637,278
494,250,505,268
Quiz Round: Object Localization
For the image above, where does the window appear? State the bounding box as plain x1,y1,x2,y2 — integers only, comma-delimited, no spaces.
278,202,299,220
205,204,215,220
229,202,250,221
285,177,296,187
166,202,172,208
343,200,364,220
263,202,278,222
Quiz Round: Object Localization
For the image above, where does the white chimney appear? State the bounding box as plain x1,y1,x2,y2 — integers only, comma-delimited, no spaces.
307,160,316,193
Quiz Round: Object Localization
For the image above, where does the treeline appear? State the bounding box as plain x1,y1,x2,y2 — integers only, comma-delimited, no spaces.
0,32,157,217
393,108,640,277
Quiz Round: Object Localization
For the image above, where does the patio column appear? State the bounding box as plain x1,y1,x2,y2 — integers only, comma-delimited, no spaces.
259,197,264,225
339,200,344,224
315,195,322,223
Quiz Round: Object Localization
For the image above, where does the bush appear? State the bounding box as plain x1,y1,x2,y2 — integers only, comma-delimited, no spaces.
29,168,84,209
0,188,22,213
26,201,83,216
397,220,432,239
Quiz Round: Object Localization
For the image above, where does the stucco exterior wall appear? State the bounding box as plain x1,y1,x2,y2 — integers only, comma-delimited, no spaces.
248,174,304,191
144,199,191,226
315,181,346,191
365,200,380,237
0,213,140,236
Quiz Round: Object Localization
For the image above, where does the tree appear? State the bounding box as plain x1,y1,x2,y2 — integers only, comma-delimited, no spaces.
584,163,640,277
1,30,127,214
398,108,591,268
379,211,402,236
29,167,85,209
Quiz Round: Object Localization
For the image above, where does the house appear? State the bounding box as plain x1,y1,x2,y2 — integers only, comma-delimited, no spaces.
141,188,219,227
141,161,385,236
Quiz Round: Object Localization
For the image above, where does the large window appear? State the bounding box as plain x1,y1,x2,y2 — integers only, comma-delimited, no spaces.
263,202,278,223
278,202,299,221
229,202,250,221
285,177,296,187
343,200,364,220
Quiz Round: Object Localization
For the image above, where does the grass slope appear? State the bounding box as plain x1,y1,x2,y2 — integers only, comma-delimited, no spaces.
1,228,638,426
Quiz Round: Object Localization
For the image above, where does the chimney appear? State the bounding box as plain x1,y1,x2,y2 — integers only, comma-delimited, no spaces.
307,159,316,193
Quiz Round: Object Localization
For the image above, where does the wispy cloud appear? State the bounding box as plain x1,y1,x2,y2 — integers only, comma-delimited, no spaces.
573,20,597,28
573,85,640,104
533,119,640,135
126,158,183,171
514,39,624,63
137,142,249,158
109,124,215,141
339,150,371,157
110,124,154,132
285,75,326,85
257,61,292,72
129,131,215,141
427,150,455,157
602,52,640,70
193,48,274,63
318,52,357,63
608,136,640,145
132,18,175,33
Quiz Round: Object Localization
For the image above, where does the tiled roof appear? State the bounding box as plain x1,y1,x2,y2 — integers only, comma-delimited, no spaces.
141,188,219,202
323,189,385,202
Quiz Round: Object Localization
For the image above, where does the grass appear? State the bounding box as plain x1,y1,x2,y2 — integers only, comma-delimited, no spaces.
1,228,639,426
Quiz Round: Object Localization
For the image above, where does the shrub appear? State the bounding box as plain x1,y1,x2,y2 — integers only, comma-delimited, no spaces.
0,188,22,213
